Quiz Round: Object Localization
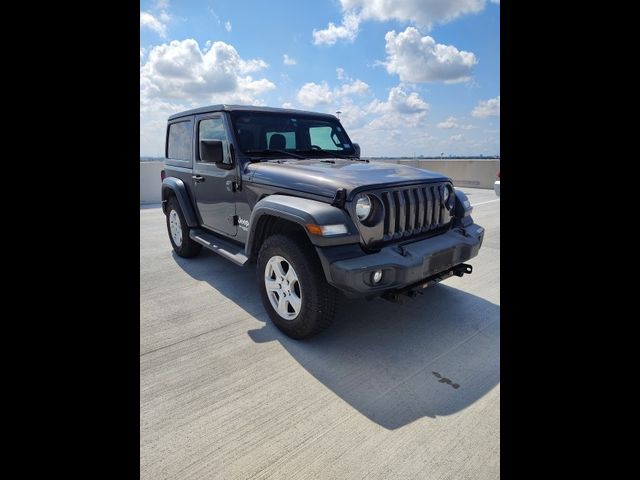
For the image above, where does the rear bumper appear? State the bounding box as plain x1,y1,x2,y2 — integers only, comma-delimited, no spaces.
318,224,484,296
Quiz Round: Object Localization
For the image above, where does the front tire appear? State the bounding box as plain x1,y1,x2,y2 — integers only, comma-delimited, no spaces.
165,196,202,258
257,233,336,339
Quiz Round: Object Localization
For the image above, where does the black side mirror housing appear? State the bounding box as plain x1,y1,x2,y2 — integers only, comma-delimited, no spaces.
200,140,224,163
353,143,361,158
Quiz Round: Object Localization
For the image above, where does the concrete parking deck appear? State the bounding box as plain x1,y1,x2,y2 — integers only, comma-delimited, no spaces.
140,187,500,480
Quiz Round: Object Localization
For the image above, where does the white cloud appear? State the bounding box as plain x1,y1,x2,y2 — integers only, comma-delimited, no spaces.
336,67,346,80
283,54,297,65
437,116,459,129
339,79,370,96
313,1,486,45
384,27,477,83
297,82,332,106
312,12,359,45
224,21,232,32
336,86,432,156
281,84,497,157
238,58,269,74
472,96,500,117
375,86,429,114
293,85,428,130
140,39,276,155
140,11,166,37
364,86,430,132
140,39,273,101
296,79,370,107
339,0,485,28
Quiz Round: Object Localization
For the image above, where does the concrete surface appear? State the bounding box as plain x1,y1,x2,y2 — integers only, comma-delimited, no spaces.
140,187,500,480
141,161,164,204
139,160,500,204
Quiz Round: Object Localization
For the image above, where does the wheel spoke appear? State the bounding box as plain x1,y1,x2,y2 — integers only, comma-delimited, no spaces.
264,279,280,293
288,293,301,314
273,261,287,280
285,267,297,284
277,294,288,316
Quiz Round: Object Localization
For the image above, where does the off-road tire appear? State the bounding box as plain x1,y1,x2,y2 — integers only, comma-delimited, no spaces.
257,233,337,339
166,196,202,258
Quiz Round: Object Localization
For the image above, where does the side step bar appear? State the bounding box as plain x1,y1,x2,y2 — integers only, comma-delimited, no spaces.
189,229,249,266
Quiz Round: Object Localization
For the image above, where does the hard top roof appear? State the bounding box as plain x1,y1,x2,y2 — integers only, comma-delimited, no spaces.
168,104,339,121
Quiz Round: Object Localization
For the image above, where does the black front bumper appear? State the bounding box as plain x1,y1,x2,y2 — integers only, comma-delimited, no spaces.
317,224,484,296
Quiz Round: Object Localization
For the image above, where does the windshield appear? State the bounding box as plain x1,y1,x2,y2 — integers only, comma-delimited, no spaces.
230,111,356,157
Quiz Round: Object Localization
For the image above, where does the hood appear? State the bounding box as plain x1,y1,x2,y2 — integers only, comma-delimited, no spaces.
247,159,450,199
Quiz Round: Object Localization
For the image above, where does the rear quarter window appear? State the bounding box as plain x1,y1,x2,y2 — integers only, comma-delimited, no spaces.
167,121,192,161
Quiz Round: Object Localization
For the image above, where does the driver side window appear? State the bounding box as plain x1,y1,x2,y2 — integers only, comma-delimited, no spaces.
198,117,230,164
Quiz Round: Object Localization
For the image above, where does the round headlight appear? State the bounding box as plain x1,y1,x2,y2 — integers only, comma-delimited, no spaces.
355,194,372,221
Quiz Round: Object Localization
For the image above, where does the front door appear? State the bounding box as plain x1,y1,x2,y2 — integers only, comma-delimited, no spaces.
192,114,238,237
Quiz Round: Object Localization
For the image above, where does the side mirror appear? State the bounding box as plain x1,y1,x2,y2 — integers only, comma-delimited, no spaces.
200,140,224,163
353,143,361,158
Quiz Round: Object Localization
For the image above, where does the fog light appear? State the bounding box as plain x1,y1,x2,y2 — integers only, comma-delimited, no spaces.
371,270,383,284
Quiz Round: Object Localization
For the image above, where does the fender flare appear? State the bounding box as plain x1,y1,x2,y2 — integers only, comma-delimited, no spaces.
161,177,199,227
245,195,360,258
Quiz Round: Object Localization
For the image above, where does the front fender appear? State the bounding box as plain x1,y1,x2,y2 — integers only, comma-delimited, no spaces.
245,195,360,258
161,177,199,227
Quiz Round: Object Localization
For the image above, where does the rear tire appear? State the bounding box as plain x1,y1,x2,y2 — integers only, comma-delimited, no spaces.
257,233,336,339
166,196,202,258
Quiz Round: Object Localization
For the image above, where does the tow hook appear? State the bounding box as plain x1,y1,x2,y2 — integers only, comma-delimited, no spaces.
382,263,474,303
453,263,472,277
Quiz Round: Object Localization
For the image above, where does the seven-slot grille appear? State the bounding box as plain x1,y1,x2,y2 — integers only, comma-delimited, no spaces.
378,183,452,242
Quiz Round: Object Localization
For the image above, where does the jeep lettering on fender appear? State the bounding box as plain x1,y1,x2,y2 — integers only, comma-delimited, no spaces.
237,217,250,231
161,105,484,339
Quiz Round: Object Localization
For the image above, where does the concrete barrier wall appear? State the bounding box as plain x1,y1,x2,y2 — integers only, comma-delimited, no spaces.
139,159,499,204
141,161,164,204
372,159,500,189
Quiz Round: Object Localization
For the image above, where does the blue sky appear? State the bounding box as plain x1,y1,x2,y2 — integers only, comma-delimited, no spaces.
140,0,500,157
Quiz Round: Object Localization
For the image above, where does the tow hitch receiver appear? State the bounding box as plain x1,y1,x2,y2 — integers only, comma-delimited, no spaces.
382,263,473,303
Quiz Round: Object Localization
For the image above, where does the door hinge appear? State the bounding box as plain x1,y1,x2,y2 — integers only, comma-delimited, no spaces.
225,180,237,192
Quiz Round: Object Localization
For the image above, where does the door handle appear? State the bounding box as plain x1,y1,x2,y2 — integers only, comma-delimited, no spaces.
192,175,205,183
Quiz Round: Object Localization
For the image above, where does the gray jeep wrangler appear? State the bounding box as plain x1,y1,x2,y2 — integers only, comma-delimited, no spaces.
162,105,484,339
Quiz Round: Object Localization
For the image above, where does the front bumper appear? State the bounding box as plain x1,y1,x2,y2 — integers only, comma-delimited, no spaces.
318,224,484,296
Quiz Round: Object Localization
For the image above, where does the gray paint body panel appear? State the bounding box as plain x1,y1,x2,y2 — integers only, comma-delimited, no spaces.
247,159,449,200
245,195,360,258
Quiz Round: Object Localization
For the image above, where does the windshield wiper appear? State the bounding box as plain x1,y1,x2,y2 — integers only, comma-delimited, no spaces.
245,149,305,160
295,148,359,160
